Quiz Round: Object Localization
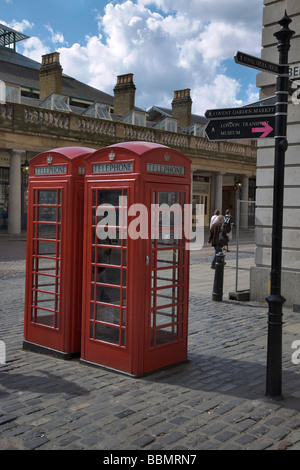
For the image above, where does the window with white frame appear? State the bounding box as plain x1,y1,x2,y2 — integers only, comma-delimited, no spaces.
154,118,177,132
82,103,112,120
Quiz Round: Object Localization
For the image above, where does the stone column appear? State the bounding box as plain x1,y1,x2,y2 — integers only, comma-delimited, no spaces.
240,175,249,228
8,149,25,234
191,168,196,204
215,172,224,214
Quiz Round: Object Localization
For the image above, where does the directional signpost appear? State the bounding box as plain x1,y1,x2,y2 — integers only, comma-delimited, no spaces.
232,12,294,401
204,11,296,401
234,51,282,75
205,117,275,140
205,105,276,120
205,106,275,141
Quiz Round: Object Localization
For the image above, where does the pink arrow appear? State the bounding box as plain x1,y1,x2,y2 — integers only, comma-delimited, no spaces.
252,121,273,138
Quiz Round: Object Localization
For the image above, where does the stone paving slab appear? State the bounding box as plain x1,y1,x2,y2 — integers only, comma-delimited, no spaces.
0,237,299,451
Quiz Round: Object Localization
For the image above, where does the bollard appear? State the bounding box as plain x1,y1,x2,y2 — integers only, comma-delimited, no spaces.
212,252,225,301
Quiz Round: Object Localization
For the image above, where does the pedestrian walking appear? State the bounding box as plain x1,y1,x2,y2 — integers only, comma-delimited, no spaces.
223,209,234,251
208,215,228,269
210,209,220,229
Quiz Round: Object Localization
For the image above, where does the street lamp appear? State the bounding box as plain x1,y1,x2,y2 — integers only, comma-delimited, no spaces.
21,158,29,174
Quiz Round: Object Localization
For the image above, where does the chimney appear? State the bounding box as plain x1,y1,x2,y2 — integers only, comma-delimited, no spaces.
172,88,192,128
39,52,63,100
113,73,136,115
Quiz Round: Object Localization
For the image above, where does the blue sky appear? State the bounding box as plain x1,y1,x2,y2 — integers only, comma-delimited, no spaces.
1,0,263,115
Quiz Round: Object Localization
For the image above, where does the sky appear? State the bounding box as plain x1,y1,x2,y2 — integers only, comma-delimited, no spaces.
0,0,264,116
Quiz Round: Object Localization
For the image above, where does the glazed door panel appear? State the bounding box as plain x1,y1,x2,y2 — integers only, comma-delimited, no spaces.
81,184,133,372
24,182,67,353
144,184,190,372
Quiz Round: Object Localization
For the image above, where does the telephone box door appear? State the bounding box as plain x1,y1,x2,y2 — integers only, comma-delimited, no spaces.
25,182,67,351
81,182,132,372
144,183,190,373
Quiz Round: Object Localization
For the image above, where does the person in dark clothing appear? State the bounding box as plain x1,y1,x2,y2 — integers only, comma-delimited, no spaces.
223,209,234,252
208,215,228,269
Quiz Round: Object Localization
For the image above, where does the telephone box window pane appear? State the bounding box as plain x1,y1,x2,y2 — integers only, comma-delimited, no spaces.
155,268,178,287
96,246,127,266
120,329,125,347
95,323,119,345
156,325,178,346
157,249,179,267
178,323,183,340
37,240,59,257
96,285,120,305
38,223,58,239
36,291,56,305
97,207,126,228
157,230,180,247
36,258,59,274
96,246,113,265
98,267,122,286
97,189,123,207
95,267,126,287
38,190,57,205
38,207,57,222
155,306,177,326
158,192,180,206
121,308,126,326
95,304,120,325
178,305,184,321
34,308,55,328
34,275,58,293
155,286,178,308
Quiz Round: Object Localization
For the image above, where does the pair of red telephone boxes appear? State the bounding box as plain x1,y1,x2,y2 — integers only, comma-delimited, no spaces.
23,142,191,376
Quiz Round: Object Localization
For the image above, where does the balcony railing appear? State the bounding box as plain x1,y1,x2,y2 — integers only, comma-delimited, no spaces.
0,103,256,161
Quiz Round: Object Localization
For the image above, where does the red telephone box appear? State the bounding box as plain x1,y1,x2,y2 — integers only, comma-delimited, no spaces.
81,141,191,376
23,146,95,358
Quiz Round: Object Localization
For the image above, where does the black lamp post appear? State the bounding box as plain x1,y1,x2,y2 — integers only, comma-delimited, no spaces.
265,12,295,400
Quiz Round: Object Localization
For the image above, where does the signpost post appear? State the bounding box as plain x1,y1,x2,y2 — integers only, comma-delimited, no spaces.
264,12,294,400
205,11,295,400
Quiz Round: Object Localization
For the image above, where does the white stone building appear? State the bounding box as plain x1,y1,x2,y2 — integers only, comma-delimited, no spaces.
250,0,300,307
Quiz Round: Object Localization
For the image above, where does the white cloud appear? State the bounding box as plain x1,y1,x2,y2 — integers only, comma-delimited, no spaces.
192,75,243,115
245,83,260,104
45,24,67,46
0,18,34,33
21,36,49,62
197,20,261,62
13,0,263,114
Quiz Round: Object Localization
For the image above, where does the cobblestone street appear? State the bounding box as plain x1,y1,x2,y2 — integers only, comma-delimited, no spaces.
0,234,299,451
